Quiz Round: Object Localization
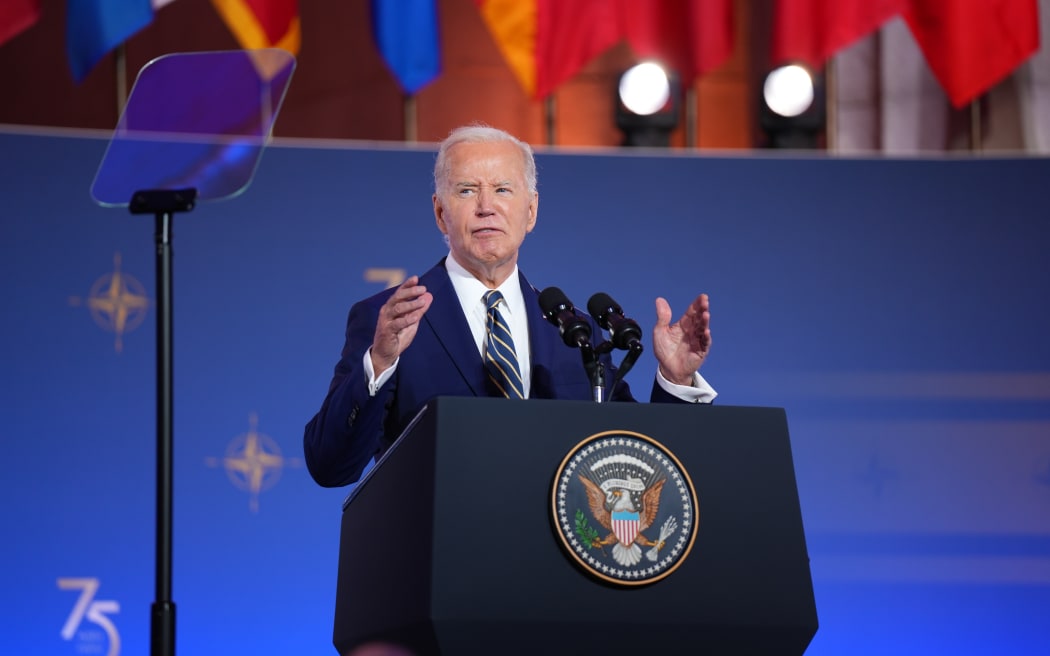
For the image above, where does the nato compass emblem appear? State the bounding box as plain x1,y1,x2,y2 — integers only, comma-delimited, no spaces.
68,252,150,353
205,413,302,512
551,430,699,586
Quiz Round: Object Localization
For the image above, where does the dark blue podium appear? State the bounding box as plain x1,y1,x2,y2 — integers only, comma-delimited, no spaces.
333,397,817,655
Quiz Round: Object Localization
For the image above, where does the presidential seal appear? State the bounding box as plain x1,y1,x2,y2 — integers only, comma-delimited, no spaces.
551,430,699,586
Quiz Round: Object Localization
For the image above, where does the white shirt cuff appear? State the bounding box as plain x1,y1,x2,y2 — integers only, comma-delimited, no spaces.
656,369,717,404
363,349,397,396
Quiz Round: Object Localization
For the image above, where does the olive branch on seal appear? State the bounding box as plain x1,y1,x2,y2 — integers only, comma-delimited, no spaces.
574,509,600,548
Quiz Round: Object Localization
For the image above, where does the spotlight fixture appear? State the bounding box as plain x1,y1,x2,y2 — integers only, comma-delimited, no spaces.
615,62,681,148
759,64,825,149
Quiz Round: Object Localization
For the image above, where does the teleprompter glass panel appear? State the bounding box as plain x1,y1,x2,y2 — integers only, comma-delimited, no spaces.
91,49,296,207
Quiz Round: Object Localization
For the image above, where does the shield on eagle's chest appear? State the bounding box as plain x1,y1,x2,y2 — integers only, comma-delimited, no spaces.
611,510,640,545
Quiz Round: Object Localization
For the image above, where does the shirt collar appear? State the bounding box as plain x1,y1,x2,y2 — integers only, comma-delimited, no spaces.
445,251,523,311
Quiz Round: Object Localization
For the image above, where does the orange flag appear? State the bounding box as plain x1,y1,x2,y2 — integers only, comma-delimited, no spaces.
211,0,301,53
474,0,619,99
474,0,536,95
904,0,1040,107
476,0,733,99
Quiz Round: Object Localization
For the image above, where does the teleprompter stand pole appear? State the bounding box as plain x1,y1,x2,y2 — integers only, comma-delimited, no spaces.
130,188,197,656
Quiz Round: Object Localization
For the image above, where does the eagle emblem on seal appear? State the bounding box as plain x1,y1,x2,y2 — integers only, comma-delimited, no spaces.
579,458,678,567
551,431,698,585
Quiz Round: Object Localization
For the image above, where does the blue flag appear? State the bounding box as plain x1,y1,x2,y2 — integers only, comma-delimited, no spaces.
370,0,441,95
67,0,154,82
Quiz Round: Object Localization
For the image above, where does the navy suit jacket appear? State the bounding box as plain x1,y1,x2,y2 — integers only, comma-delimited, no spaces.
304,259,683,487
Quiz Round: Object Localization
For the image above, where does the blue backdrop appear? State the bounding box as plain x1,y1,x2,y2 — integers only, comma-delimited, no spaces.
2,127,1048,655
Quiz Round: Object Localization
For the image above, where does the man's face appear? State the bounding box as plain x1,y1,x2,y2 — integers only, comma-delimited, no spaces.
433,140,538,284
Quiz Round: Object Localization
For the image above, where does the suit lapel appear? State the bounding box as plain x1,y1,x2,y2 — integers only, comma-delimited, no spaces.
420,261,488,395
521,272,561,398
419,264,566,398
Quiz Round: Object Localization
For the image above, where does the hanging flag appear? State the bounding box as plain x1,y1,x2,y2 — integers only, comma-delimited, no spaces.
474,0,536,95
904,0,1040,108
620,0,735,83
67,0,154,82
211,0,301,53
475,0,620,99
534,1,620,98
0,0,41,47
771,0,907,68
370,0,440,95
476,1,734,99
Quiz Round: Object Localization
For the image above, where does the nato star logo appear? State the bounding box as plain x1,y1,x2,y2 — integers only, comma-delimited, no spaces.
69,252,150,353
206,413,302,512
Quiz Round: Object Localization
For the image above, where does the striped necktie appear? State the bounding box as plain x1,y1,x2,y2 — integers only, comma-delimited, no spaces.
483,290,525,399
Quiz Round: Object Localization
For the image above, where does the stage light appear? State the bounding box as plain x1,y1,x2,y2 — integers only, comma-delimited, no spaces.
759,64,825,149
615,62,680,147
619,62,671,115
763,65,814,117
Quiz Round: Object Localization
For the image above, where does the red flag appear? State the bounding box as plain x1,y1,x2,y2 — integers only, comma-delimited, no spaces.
477,0,734,98
476,0,620,99
619,0,735,82
211,0,300,53
904,0,1040,107
534,0,621,98
0,0,41,47
771,0,906,68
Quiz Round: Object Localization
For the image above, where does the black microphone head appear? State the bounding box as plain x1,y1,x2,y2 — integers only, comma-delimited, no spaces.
538,286,591,348
588,292,642,350
587,292,622,329
539,286,573,323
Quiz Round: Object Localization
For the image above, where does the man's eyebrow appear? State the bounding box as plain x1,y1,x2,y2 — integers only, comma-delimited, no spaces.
453,180,515,187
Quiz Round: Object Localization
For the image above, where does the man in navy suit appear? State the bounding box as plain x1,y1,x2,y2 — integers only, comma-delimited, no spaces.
304,125,716,488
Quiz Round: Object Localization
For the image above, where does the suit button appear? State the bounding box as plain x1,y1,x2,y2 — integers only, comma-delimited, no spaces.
348,405,359,426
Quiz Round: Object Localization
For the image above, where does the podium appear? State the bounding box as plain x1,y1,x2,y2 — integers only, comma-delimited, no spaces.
333,397,817,655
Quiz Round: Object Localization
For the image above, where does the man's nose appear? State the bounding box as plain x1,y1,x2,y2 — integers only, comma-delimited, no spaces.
474,186,495,214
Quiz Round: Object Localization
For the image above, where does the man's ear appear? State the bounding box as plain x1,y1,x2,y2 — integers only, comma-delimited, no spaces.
433,193,448,234
526,191,538,233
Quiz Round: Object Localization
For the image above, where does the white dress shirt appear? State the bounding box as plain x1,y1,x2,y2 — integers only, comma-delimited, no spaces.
444,253,532,397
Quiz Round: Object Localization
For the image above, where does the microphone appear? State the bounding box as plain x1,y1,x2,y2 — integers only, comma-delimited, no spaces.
538,287,592,348
587,292,643,351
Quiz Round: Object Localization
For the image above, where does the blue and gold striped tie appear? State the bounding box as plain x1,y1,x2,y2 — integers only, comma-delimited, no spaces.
484,290,525,399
